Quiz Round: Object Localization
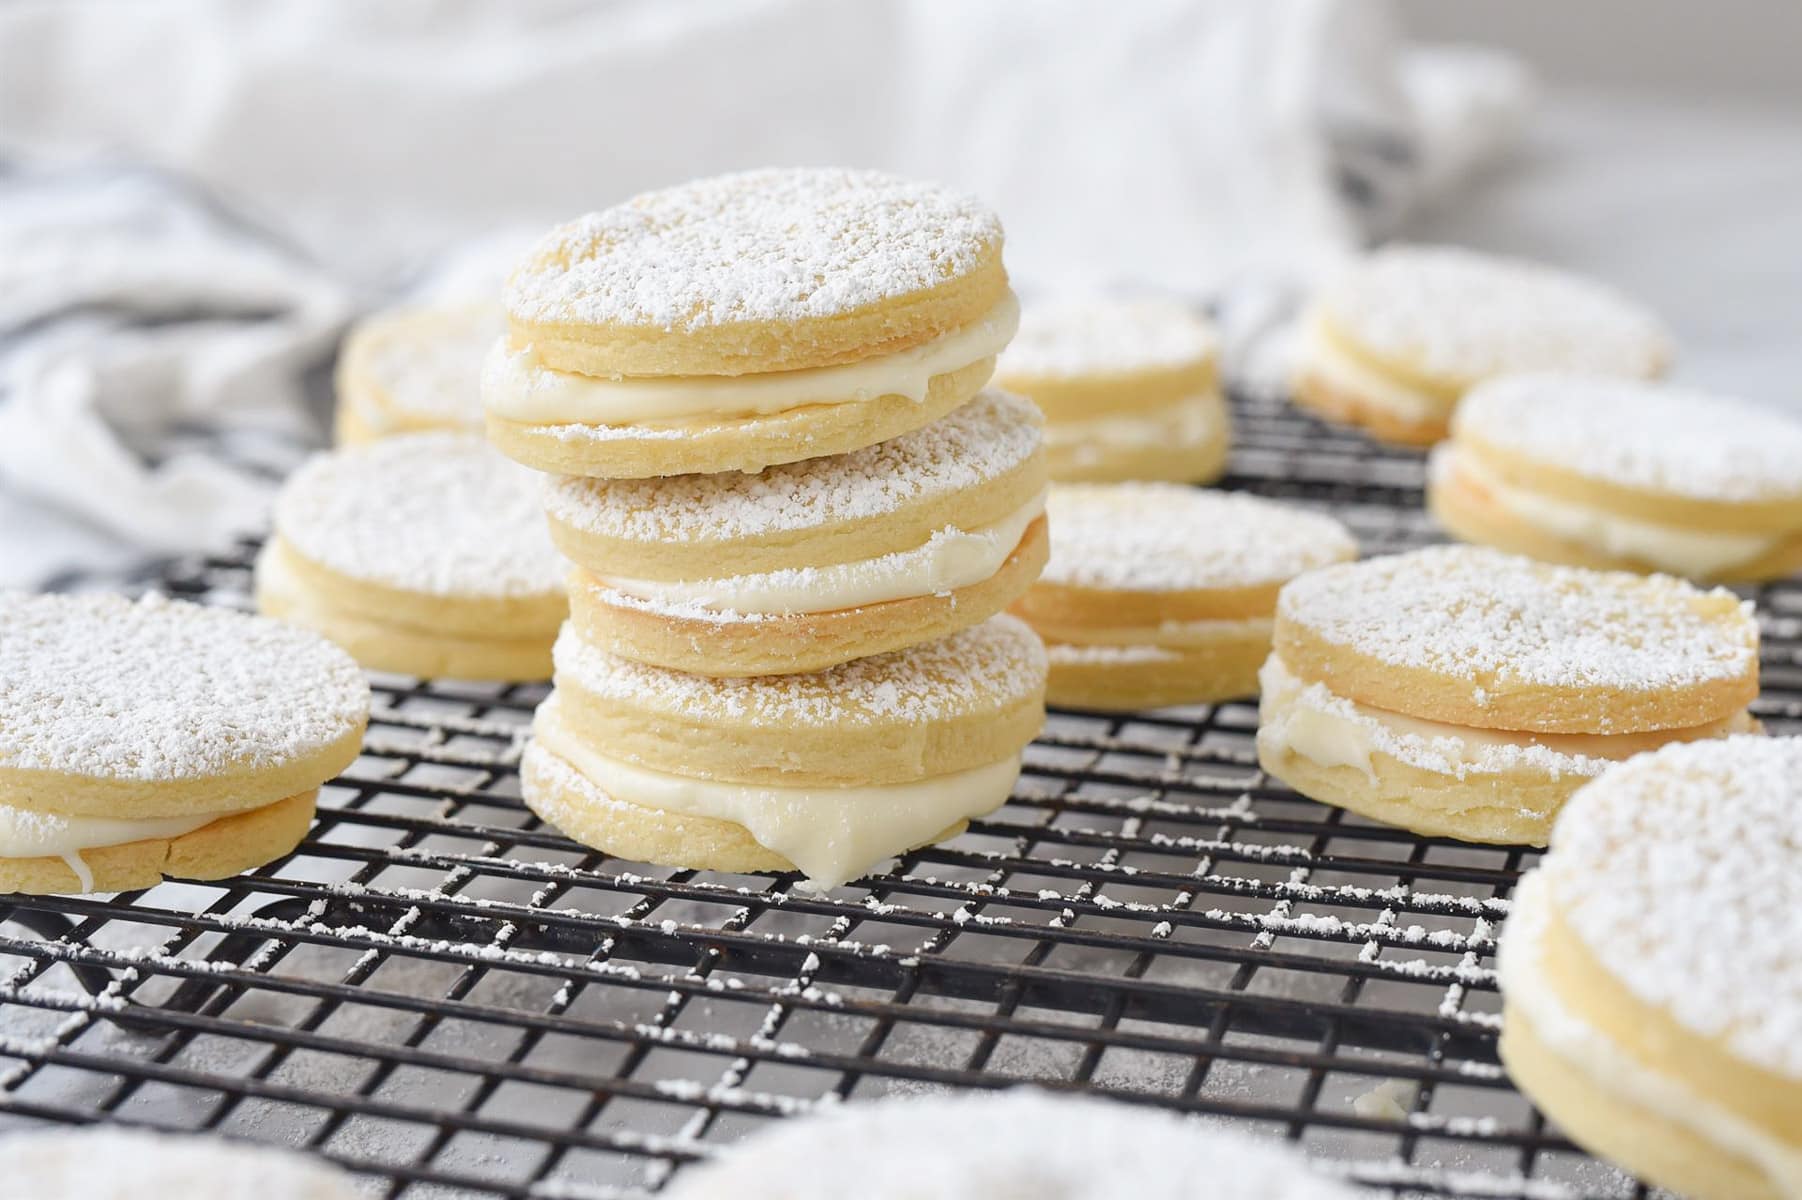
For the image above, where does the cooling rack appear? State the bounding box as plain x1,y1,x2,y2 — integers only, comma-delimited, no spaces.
3,387,1797,1199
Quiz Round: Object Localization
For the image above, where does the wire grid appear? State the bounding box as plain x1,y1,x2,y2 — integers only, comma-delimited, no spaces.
2,389,1798,1200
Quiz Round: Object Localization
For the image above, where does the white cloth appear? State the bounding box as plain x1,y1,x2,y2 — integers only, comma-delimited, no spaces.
0,0,1528,585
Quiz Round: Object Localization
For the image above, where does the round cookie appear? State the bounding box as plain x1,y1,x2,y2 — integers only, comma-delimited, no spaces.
994,297,1230,483
1498,736,1802,1200
1010,484,1356,710
334,303,502,444
1430,374,1802,582
546,391,1046,677
523,615,1047,890
1293,245,1670,446
257,433,568,681
1256,545,1759,844
487,167,1016,477
662,1089,1358,1200
0,592,367,893
1,1125,360,1198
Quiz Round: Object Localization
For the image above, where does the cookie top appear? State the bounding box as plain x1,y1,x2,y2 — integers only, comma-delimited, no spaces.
0,591,368,786
274,433,565,599
1545,736,1802,1079
555,615,1046,730
998,297,1217,381
0,1126,359,1199
1041,485,1356,594
1455,374,1802,506
663,1090,1355,1200
337,304,501,433
505,168,1008,377
1315,245,1669,388
543,391,1044,578
1274,546,1757,734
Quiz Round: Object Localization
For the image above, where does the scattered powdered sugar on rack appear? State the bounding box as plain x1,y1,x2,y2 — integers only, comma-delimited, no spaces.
543,391,1041,543
505,167,1001,331
354,304,503,425
274,432,566,597
1455,374,1802,504
1545,735,1802,1078
1041,484,1356,592
1278,545,1757,692
997,297,1217,379
1318,245,1669,383
0,592,367,779
661,1089,1357,1199
0,1125,358,1198
553,615,1046,726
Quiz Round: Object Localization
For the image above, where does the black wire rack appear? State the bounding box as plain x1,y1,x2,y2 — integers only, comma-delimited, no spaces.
4,388,1798,1199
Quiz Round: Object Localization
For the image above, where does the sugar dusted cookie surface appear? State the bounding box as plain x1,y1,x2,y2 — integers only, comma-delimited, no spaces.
2,1125,360,1199
334,303,501,444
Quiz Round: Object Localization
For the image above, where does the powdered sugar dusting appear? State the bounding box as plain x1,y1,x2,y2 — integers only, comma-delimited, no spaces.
997,297,1218,379
0,1126,358,1197
554,615,1046,727
0,591,368,781
1042,484,1356,592
663,1089,1356,1199
355,304,503,425
275,433,566,598
1545,735,1802,1078
1456,374,1802,504
506,168,1001,331
1319,245,1668,383
1278,546,1756,694
544,391,1041,543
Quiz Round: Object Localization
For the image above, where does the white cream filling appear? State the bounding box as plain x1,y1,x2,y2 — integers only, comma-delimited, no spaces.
534,701,1019,891
1439,444,1778,577
1256,654,1742,782
1500,873,1802,1191
485,291,1020,425
1045,393,1224,456
0,803,220,891
1296,313,1448,422
1047,616,1272,649
597,490,1045,617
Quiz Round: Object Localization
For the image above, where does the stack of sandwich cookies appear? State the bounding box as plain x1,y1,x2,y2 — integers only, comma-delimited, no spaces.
1012,485,1355,710
522,616,1046,890
0,592,368,894
335,304,502,444
1293,245,1669,445
486,168,1016,478
1257,546,1759,844
1431,374,1802,582
994,297,1228,482
1498,737,1802,1200
545,390,1047,676
256,433,567,681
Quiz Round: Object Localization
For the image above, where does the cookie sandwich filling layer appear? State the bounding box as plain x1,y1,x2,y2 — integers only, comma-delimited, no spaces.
1296,313,1449,422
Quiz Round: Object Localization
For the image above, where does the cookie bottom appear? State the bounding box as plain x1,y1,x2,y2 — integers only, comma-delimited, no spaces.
1291,370,1449,447
569,517,1048,678
0,791,316,895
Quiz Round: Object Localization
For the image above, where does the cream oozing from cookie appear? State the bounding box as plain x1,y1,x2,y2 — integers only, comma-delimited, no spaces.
1434,443,1780,577
1257,654,1749,784
533,701,1018,891
485,292,1018,425
594,490,1043,617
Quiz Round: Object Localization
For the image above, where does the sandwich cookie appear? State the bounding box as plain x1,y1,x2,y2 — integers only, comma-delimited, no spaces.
1257,545,1759,844
1430,374,1802,582
0,592,368,894
1011,484,1356,710
1498,736,1802,1200
522,615,1046,890
334,303,502,444
993,297,1229,483
257,433,568,681
488,167,1016,477
662,1089,1358,1200
0,1125,361,1199
545,391,1046,677
1293,245,1669,445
